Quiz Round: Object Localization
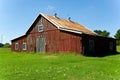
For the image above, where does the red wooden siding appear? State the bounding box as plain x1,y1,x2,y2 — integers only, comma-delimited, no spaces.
57,31,82,53
11,14,116,56
26,16,59,52
11,36,27,52
11,16,83,53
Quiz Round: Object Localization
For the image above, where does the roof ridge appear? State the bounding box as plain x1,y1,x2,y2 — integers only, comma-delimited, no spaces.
41,13,61,29
41,13,96,35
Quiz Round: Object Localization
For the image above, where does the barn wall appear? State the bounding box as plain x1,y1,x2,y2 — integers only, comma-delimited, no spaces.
82,34,116,56
11,36,27,52
11,14,116,55
57,31,82,54
26,16,59,52
25,16,82,53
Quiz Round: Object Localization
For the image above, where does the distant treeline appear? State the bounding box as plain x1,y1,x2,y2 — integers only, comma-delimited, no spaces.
0,43,11,48
94,29,120,45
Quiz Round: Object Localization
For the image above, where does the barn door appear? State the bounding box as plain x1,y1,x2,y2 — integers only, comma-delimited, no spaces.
36,37,45,52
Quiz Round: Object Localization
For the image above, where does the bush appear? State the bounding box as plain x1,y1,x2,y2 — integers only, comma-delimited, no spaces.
3,43,11,48
116,40,120,46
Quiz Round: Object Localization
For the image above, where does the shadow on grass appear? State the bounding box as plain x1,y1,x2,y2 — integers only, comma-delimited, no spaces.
84,51,120,57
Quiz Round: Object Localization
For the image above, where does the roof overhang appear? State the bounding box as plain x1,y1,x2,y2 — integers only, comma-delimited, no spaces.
59,27,82,34
11,35,26,42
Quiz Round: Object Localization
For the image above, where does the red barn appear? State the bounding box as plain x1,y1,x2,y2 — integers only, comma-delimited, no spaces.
11,13,116,56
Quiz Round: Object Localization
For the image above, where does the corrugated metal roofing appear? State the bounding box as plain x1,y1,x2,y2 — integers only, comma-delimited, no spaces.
41,13,96,35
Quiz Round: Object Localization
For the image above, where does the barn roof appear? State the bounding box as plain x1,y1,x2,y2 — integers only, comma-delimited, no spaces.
11,13,115,42
11,35,26,42
26,13,96,35
41,13,96,35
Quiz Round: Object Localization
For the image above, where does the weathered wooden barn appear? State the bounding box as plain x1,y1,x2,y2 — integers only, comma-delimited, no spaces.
11,13,116,56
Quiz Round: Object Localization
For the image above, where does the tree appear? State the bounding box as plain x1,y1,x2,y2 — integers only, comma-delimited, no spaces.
114,29,120,39
0,43,4,48
3,43,11,48
114,29,120,45
94,30,110,37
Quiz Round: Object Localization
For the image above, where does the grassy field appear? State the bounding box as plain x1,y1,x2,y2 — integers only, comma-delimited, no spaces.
0,47,120,80
117,46,120,52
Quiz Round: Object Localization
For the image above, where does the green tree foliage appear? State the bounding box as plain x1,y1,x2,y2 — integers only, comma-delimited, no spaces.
0,43,4,48
114,29,120,45
94,30,110,37
114,29,120,39
4,43,11,48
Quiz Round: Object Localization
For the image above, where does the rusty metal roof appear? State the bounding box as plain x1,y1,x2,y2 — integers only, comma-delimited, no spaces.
41,13,96,35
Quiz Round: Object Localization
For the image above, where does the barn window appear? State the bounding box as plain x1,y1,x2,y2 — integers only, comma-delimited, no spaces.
15,43,19,50
38,25,43,32
22,43,27,50
89,40,94,51
109,42,113,51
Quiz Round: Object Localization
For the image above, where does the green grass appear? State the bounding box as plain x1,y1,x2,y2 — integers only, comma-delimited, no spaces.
117,46,120,52
0,47,120,80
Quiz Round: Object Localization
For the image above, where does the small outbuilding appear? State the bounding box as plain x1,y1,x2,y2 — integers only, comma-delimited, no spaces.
11,13,116,56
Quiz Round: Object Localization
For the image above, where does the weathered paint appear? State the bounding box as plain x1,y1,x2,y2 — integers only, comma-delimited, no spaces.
11,14,116,56
11,35,27,52
11,16,83,53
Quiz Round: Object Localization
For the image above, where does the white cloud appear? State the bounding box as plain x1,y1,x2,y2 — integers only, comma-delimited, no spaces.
46,5,55,10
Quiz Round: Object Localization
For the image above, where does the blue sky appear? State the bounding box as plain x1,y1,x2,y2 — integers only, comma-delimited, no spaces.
0,0,120,44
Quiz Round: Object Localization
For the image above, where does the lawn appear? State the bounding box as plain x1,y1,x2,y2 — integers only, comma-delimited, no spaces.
117,46,120,52
0,47,120,80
